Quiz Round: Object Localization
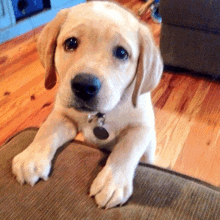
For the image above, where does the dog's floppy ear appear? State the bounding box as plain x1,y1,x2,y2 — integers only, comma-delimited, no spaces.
37,9,69,89
132,22,163,107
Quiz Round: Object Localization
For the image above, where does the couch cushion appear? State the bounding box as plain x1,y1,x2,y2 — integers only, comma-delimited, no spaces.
1,128,220,219
160,22,220,76
160,0,220,34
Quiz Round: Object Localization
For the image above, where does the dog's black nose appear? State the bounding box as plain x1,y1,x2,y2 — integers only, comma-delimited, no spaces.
71,73,101,101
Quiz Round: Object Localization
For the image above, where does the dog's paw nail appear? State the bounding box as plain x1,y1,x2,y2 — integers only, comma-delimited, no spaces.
105,204,113,210
30,182,35,187
28,178,38,186
43,176,48,181
18,180,24,186
16,178,24,186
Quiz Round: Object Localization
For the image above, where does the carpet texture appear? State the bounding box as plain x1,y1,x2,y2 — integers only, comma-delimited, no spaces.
1,128,220,220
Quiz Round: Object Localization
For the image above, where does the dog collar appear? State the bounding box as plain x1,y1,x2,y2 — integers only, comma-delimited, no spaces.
88,113,109,140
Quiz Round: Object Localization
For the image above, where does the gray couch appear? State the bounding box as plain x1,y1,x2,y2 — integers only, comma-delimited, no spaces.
1,128,220,219
160,0,220,77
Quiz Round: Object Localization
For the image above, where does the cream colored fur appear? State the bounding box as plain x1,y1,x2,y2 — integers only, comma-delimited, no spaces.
12,1,163,209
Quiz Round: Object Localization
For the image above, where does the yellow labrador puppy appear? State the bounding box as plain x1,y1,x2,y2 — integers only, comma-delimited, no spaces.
12,1,163,209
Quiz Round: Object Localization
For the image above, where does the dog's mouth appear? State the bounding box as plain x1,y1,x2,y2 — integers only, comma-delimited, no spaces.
67,101,98,113
74,105,96,112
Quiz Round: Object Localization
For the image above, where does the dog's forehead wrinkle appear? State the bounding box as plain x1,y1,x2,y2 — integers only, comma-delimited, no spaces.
64,19,136,35
92,2,123,21
67,2,138,30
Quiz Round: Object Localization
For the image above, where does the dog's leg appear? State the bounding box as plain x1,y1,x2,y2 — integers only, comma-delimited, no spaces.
140,130,156,164
90,125,154,209
138,0,154,16
12,110,77,186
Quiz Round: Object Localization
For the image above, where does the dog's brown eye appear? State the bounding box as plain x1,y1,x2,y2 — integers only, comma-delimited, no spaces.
64,37,78,51
113,46,128,60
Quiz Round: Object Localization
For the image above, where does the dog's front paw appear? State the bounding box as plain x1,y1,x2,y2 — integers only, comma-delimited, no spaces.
89,165,133,209
12,146,51,186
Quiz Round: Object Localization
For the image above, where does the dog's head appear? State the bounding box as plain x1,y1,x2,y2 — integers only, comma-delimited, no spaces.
37,1,163,113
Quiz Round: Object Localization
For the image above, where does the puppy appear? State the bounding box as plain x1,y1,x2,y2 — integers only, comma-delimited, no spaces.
12,1,163,209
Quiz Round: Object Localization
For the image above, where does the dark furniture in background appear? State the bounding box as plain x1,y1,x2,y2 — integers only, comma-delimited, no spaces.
160,0,220,77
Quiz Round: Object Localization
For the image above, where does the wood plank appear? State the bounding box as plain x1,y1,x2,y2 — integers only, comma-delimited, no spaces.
174,121,220,186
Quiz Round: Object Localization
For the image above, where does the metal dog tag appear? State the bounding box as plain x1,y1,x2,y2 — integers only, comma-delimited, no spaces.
93,126,109,140
88,113,109,140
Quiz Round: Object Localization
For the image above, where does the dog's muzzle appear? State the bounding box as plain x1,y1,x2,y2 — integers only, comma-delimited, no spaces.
71,73,101,101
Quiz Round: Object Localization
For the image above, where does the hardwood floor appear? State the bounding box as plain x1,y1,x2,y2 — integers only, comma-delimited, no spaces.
1,0,220,186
